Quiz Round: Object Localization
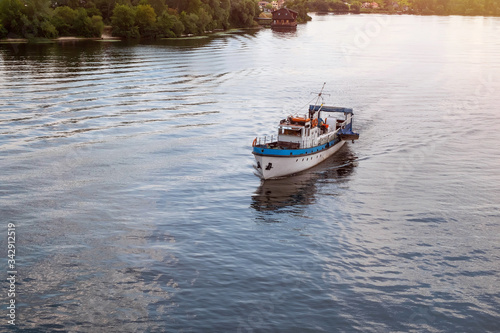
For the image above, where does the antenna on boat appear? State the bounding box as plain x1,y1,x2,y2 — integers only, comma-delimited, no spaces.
312,82,329,106
309,82,330,117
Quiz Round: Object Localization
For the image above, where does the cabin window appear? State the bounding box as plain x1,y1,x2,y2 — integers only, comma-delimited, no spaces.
283,129,300,136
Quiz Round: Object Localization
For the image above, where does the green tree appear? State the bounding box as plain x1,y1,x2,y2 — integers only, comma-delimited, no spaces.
52,6,102,37
179,11,199,34
111,3,139,38
0,23,8,38
196,6,212,32
135,4,157,37
73,8,92,36
0,0,27,37
330,0,349,12
86,5,103,17
40,19,58,38
94,0,117,23
286,0,312,22
91,15,104,36
465,0,485,14
149,0,167,17
186,0,203,12
218,0,231,28
22,0,56,38
351,0,362,12
52,6,77,36
313,0,329,11
230,0,258,27
157,9,184,37
201,0,230,30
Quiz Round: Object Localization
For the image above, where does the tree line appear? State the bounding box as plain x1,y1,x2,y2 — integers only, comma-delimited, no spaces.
286,0,500,16
408,0,500,16
0,0,260,40
285,0,362,19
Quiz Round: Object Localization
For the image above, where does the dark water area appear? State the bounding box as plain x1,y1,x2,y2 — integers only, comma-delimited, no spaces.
1,14,500,332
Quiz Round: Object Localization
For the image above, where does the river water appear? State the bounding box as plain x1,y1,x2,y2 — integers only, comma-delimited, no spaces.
1,13,499,332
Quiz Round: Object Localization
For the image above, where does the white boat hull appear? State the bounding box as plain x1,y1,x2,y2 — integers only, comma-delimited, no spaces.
254,140,346,179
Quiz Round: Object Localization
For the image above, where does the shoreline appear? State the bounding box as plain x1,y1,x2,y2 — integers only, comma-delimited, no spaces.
2,11,497,45
0,36,121,44
0,27,258,44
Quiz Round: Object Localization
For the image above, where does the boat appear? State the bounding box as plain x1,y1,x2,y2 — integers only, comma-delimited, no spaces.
252,85,359,180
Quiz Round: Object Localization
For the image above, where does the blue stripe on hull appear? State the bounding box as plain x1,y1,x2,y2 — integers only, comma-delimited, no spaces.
252,139,340,157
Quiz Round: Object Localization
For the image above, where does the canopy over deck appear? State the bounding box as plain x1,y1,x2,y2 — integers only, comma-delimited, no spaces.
309,105,353,114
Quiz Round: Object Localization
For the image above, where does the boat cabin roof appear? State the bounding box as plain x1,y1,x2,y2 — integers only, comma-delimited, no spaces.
309,105,353,114
279,125,303,130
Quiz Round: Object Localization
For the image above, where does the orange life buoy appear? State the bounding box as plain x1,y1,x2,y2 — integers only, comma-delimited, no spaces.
312,119,318,127
291,117,310,123
252,137,257,147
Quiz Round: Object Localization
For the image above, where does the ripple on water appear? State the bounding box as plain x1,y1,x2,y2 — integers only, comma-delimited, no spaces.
1,15,500,332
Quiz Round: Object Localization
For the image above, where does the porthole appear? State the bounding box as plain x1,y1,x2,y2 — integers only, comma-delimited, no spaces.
296,159,298,162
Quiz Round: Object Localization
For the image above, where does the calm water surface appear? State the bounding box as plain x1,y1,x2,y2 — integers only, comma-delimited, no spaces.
1,14,500,332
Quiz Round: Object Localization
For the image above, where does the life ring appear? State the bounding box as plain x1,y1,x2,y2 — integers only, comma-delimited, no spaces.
252,137,257,147
312,119,318,127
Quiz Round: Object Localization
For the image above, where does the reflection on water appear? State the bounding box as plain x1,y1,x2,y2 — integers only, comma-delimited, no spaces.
271,29,299,38
2,13,500,332
252,145,358,213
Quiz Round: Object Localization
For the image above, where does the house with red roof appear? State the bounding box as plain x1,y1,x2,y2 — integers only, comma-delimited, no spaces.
271,8,298,29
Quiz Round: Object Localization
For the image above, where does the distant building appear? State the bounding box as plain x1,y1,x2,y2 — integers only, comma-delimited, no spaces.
271,8,298,29
259,1,270,11
362,1,379,8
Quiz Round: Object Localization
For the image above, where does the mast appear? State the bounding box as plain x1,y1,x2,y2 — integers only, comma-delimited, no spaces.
314,82,327,106
310,82,327,118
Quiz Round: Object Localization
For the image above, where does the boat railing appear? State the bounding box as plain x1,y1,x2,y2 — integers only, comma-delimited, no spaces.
253,135,277,147
301,137,315,149
254,125,342,149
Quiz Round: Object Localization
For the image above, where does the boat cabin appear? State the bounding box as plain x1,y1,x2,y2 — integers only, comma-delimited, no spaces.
273,106,353,149
277,125,303,148
253,104,357,150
